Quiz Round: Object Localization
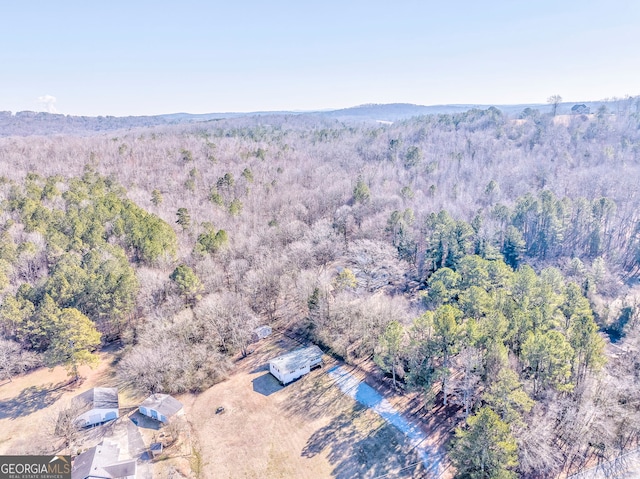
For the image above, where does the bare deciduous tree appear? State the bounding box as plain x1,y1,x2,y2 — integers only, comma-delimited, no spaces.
547,94,563,116
51,404,82,451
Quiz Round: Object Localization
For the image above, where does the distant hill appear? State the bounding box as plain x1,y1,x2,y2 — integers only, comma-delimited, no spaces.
0,99,627,136
0,111,174,137
316,103,536,121
319,100,628,122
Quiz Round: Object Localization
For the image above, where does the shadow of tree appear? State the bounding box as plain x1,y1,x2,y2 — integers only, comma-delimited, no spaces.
302,403,427,479
278,367,446,477
280,367,358,422
249,364,269,374
241,336,305,368
0,383,66,419
89,365,120,388
227,336,300,379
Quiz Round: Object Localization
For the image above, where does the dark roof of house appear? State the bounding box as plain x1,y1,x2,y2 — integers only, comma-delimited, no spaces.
571,104,590,113
139,393,183,418
72,387,119,414
72,441,136,479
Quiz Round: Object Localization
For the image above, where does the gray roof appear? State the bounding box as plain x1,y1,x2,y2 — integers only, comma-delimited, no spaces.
139,394,183,418
253,325,272,335
72,441,136,479
252,325,272,339
269,345,323,373
72,387,119,414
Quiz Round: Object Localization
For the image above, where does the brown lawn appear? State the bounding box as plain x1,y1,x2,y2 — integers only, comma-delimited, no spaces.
0,336,448,479
0,346,123,454
178,335,430,479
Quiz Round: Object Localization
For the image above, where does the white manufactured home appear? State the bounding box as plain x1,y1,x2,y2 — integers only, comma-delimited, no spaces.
269,345,323,385
72,387,119,428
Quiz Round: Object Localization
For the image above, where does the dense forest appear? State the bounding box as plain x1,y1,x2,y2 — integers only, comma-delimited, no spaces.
1,98,640,477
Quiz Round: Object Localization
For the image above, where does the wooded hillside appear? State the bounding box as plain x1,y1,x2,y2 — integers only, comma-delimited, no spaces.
1,99,640,477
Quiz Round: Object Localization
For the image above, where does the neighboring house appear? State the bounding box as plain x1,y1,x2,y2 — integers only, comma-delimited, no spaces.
72,440,136,479
251,325,272,342
269,345,323,385
73,387,119,427
571,104,590,115
139,394,184,424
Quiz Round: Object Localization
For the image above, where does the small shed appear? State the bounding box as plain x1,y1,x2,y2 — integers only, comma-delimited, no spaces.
252,325,272,342
139,394,184,424
72,387,119,427
269,345,323,385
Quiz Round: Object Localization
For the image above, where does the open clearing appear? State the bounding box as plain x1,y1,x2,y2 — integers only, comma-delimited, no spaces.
0,346,130,454
0,336,446,478
181,335,432,479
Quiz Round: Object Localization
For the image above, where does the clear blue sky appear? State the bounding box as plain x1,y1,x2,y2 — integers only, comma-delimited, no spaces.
2,0,639,116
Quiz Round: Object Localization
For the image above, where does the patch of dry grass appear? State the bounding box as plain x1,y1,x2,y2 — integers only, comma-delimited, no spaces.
0,348,119,454
182,337,427,479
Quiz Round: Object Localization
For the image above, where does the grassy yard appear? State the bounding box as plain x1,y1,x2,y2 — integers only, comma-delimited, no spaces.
0,336,435,479
0,348,123,454
180,335,428,479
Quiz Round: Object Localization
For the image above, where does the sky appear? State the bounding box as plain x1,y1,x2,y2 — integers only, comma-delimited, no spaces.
2,0,639,116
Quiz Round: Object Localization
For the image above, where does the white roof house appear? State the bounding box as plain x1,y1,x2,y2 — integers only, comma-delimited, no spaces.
139,394,184,424
72,440,136,479
72,387,119,427
269,345,323,385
